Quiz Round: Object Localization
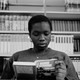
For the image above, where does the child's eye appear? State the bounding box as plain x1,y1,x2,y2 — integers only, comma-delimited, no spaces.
44,32,50,36
33,32,40,36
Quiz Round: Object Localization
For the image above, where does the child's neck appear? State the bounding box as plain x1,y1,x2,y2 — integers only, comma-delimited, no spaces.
33,47,48,53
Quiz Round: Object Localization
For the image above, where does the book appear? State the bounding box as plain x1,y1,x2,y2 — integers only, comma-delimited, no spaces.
13,59,57,79
65,0,80,12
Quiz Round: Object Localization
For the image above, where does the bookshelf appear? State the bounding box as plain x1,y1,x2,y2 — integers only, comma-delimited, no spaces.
0,10,80,57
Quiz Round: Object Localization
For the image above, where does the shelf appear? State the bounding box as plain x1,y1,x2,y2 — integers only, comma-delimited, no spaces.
0,31,80,35
46,11,80,15
0,54,12,57
46,11,80,19
0,10,80,19
0,53,80,57
51,31,80,35
0,31,29,34
0,10,44,15
69,53,80,57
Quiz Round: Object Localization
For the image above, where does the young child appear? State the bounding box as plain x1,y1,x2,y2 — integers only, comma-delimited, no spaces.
1,15,79,80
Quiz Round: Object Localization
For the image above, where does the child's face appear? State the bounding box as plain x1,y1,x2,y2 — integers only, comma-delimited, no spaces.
30,22,51,50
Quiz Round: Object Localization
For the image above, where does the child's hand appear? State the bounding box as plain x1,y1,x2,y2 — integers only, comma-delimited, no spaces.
55,60,67,80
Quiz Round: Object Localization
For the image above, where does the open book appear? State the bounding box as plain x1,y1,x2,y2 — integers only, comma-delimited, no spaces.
13,59,57,79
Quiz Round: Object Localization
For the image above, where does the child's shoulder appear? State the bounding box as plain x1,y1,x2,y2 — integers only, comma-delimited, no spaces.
12,48,32,57
49,48,69,57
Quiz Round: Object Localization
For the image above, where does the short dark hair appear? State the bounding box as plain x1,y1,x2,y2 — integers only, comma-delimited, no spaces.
28,15,52,33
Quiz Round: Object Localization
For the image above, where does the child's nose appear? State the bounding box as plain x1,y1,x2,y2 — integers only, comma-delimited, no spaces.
39,34,45,41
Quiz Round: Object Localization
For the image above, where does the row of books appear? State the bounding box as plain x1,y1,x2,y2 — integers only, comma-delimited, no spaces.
0,14,80,32
74,39,80,52
0,34,80,56
51,20,80,31
0,15,32,31
0,34,73,43
0,34,31,42
51,35,73,43
70,56,80,78
0,0,9,10
65,0,80,12
0,34,33,56
49,35,74,55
